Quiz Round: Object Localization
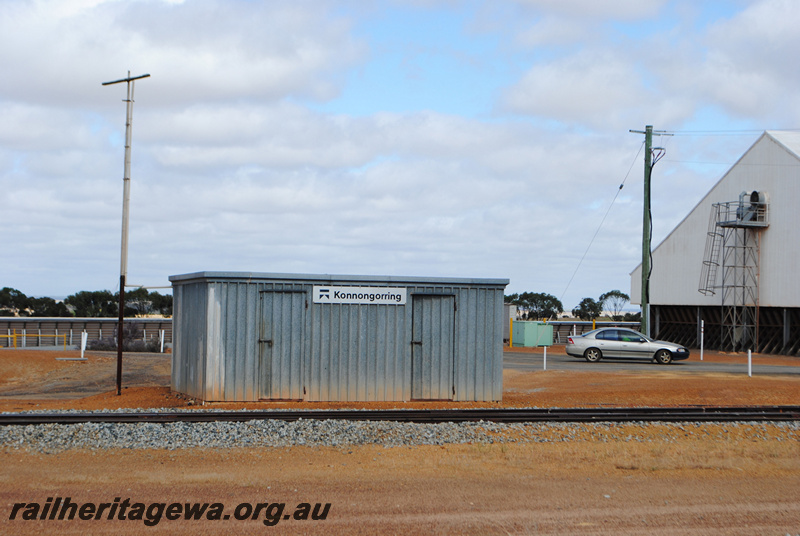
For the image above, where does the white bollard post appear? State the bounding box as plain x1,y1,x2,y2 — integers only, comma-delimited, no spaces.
81,331,88,359
160,329,165,353
543,346,547,371
748,349,752,377
700,320,704,361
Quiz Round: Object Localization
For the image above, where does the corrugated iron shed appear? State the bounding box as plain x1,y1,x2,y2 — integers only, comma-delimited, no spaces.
169,272,509,402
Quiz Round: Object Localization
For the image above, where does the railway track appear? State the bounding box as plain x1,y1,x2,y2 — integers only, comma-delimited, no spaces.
1,406,799,426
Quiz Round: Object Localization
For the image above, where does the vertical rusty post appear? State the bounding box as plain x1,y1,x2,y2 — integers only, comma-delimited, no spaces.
117,274,125,395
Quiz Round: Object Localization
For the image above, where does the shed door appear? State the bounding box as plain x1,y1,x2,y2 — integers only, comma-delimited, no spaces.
258,290,306,400
411,295,455,400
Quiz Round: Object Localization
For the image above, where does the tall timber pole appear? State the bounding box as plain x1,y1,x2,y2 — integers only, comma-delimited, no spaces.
102,71,150,396
630,125,670,337
642,125,653,337
629,125,653,337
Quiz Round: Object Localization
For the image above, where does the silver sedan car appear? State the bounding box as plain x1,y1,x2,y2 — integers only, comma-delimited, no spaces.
565,328,690,365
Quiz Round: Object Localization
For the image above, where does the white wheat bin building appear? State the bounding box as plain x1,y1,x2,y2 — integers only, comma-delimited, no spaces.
631,131,800,355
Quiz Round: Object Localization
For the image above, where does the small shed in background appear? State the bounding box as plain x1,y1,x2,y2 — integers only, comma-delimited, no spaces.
169,272,509,402
511,321,553,348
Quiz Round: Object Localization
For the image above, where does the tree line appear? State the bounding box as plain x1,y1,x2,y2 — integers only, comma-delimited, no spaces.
5,284,631,322
505,290,638,321
0,287,172,318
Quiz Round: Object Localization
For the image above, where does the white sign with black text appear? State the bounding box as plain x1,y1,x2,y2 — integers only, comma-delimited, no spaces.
312,286,407,305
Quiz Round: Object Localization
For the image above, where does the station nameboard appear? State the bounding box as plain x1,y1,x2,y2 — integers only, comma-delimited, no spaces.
312,286,407,305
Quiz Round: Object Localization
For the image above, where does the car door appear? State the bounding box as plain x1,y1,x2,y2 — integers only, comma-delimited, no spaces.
595,329,622,358
617,329,649,359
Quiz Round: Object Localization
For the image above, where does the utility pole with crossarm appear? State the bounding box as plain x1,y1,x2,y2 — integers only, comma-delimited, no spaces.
102,71,150,396
629,125,669,337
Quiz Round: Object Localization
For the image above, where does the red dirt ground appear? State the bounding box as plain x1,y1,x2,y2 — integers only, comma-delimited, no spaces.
1,346,798,411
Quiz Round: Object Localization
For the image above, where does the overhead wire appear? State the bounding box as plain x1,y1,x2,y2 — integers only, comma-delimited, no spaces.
558,140,644,309
554,127,790,314
664,128,800,136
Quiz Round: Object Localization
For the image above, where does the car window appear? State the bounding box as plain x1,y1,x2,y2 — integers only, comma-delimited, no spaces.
619,330,643,342
597,330,618,341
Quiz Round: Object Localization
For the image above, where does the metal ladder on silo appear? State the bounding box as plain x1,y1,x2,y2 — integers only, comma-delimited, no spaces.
699,204,724,295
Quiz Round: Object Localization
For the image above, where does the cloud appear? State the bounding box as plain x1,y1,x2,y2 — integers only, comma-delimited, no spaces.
695,0,800,121
1,53,653,302
502,49,651,129
142,103,381,171
1,0,788,310
0,0,364,107
50,92,637,303
501,0,800,131
513,15,598,48
510,0,667,20
0,103,104,152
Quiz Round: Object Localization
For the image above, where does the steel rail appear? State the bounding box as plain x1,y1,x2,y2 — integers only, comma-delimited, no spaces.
1,406,799,426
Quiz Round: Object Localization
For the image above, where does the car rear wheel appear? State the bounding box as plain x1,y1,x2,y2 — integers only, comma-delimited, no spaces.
655,349,672,365
584,348,602,363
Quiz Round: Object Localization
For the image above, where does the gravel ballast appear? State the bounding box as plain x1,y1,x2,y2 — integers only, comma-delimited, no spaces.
1,415,798,453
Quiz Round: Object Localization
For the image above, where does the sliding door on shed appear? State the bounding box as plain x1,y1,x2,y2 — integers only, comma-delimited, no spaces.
411,295,455,400
258,290,306,400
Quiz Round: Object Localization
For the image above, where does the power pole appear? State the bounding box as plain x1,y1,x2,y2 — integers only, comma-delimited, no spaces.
629,125,669,337
102,71,150,396
642,125,653,337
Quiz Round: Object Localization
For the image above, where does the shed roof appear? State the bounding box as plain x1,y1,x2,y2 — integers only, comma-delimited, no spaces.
768,129,800,156
169,271,509,287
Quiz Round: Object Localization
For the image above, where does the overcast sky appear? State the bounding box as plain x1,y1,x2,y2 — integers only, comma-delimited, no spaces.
2,0,798,310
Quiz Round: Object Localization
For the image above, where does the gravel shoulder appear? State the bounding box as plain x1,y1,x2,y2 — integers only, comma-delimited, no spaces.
1,348,800,534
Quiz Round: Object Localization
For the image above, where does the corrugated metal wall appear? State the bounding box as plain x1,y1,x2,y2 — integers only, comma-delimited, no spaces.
169,273,507,402
310,299,407,401
171,282,208,398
